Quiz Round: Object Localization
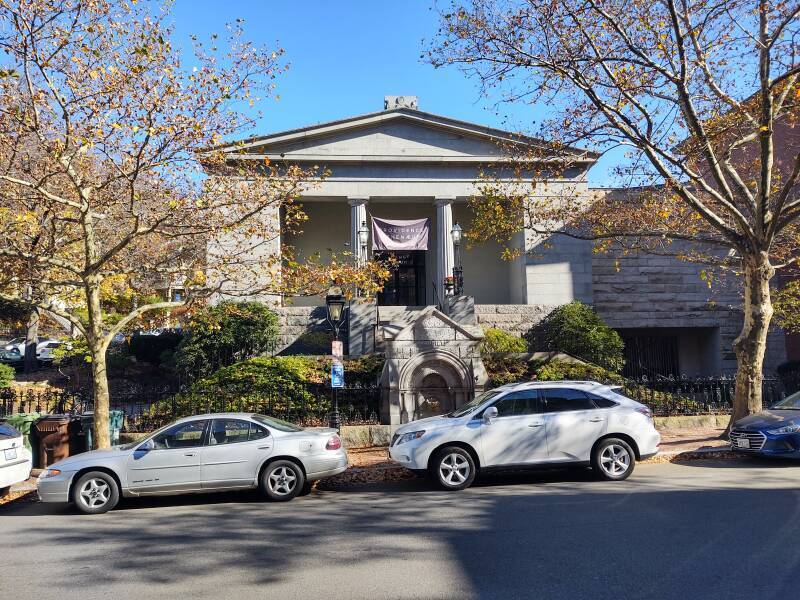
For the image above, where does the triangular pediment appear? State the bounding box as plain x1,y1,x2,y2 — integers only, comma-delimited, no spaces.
217,109,597,164
381,306,483,342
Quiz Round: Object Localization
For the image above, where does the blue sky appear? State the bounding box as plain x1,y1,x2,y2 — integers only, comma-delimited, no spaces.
170,0,618,185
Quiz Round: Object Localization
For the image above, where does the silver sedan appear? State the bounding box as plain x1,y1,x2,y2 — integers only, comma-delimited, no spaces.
37,413,348,513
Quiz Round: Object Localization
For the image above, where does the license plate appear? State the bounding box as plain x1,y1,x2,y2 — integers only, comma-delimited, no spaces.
737,438,750,449
4,448,17,461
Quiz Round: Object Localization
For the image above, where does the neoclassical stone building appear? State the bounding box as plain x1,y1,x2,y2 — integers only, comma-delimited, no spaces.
216,96,787,424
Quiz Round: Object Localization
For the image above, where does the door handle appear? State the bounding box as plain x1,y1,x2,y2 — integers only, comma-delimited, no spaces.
184,452,197,457
257,445,271,450
588,417,605,422
528,423,544,428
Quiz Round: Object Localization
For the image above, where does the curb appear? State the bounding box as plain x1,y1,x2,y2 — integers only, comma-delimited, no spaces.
643,447,739,463
320,447,745,488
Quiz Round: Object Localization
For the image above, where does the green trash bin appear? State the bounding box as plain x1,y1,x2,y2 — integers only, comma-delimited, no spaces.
79,410,125,450
2,413,41,466
79,413,94,452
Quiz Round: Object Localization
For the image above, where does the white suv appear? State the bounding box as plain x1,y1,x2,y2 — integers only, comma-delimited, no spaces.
388,381,660,490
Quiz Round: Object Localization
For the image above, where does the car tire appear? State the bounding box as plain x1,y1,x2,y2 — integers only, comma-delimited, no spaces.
72,471,120,514
431,446,476,491
260,460,305,502
592,438,635,481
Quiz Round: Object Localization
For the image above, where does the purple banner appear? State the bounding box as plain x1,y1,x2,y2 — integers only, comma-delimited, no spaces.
371,217,430,251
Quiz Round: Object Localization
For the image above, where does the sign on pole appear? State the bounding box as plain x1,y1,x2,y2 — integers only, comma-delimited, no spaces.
331,361,344,388
331,340,343,359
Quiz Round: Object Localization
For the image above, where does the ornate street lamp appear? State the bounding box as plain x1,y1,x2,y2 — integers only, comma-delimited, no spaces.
326,291,347,340
325,290,347,431
451,222,464,296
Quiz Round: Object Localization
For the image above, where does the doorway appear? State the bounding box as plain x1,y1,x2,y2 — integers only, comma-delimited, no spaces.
376,251,426,306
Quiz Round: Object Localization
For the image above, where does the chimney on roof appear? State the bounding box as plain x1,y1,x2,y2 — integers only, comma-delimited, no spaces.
384,95,418,111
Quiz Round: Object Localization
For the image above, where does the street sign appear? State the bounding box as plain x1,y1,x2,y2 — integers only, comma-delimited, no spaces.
331,340,343,359
331,361,344,388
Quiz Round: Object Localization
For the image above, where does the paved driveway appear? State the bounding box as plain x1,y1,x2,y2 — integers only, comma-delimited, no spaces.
2,459,799,600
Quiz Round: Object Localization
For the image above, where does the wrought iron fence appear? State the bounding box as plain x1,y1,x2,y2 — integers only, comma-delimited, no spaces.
0,384,382,432
624,375,785,416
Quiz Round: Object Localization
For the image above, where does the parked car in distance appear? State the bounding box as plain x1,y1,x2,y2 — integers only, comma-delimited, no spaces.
389,381,660,490
0,347,23,369
730,390,800,457
36,340,64,363
0,422,32,497
4,337,51,354
37,413,348,514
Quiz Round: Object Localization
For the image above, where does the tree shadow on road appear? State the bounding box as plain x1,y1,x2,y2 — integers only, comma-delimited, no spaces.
3,462,800,600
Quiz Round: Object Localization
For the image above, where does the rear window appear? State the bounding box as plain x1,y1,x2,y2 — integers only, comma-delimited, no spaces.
252,414,303,433
542,388,597,412
0,423,21,440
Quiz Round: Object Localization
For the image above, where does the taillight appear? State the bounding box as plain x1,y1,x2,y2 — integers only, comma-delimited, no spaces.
326,435,342,450
635,407,653,419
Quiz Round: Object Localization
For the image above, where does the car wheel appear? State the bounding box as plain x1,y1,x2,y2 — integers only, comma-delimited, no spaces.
431,446,476,491
260,460,305,502
592,438,635,481
72,471,120,514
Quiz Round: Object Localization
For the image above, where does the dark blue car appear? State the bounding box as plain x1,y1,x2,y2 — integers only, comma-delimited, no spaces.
730,391,800,457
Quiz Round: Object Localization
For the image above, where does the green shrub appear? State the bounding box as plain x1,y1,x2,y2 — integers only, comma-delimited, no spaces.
174,301,279,382
152,354,386,425
533,359,626,385
0,363,14,387
291,330,334,354
480,327,527,355
528,301,625,372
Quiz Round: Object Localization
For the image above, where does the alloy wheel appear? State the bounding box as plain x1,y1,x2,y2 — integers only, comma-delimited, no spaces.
268,466,298,496
79,478,111,509
600,444,631,477
439,452,470,486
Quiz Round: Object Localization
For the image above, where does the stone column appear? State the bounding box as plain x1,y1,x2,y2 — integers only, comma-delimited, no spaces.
434,197,456,306
348,196,369,265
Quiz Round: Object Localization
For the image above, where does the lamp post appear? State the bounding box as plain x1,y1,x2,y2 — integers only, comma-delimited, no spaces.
325,291,347,431
451,222,464,296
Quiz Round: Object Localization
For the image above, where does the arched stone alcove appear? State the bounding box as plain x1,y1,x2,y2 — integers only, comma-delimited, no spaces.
396,349,474,422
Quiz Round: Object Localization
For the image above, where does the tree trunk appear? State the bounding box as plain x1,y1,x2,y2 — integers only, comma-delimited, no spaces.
23,306,39,373
90,342,111,449
729,251,775,429
86,281,111,449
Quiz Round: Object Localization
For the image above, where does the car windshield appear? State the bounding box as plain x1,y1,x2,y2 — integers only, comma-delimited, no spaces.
448,389,504,418
252,414,304,432
771,391,800,410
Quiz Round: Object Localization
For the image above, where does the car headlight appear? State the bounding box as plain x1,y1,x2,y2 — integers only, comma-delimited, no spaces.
39,468,62,479
395,430,425,445
767,422,800,435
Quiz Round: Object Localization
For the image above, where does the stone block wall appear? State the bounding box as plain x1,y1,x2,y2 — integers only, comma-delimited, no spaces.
474,304,557,338
591,247,786,374
273,306,347,355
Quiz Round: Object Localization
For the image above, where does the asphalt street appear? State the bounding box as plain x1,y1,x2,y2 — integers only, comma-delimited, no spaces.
2,459,799,600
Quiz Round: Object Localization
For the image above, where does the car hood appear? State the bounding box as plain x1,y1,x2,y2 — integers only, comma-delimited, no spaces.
395,414,459,435
734,410,800,430
48,446,130,469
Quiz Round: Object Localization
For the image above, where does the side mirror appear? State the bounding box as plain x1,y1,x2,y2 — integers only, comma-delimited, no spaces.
137,438,155,452
483,406,498,424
